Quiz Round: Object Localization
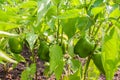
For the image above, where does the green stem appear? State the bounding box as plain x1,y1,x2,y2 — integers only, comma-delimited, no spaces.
105,22,113,33
57,4,60,44
31,50,35,63
84,0,86,6
93,22,102,37
91,25,96,36
89,27,91,37
3,64,7,80
84,56,91,80
60,0,68,45
83,42,98,80
61,28,63,45
31,50,37,80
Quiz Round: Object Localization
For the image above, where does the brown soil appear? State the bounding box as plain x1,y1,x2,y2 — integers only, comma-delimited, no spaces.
0,44,120,80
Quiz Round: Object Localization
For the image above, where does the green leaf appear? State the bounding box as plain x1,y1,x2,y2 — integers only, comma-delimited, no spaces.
76,17,94,32
106,4,118,15
29,63,36,76
21,68,29,80
70,59,82,73
93,0,104,7
63,60,82,80
0,50,17,63
69,71,81,80
0,38,7,49
0,21,19,31
49,45,64,80
61,18,77,39
109,8,120,18
0,9,20,23
113,0,120,4
12,54,25,62
115,21,120,30
54,61,64,80
51,0,62,5
68,40,74,56
37,0,51,26
0,0,4,4
21,63,36,80
70,0,80,7
20,1,37,8
58,9,80,19
45,5,57,21
101,27,119,80
87,0,104,16
91,7,104,16
0,10,10,21
26,33,38,50
0,31,19,37
45,6,57,30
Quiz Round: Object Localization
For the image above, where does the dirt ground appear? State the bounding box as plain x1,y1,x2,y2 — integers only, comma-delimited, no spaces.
0,45,120,80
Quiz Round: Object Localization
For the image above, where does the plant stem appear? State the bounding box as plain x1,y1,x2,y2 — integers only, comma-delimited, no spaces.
91,25,96,36
105,22,112,33
57,4,60,44
93,22,102,37
35,55,37,80
83,42,98,80
60,0,68,45
3,64,7,80
84,56,91,80
89,27,91,37
61,28,63,45
31,50,37,80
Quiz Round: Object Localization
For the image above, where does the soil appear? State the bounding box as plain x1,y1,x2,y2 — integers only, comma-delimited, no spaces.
0,44,120,80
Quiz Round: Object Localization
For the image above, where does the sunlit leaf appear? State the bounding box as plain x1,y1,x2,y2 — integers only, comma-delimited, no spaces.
76,16,94,32
91,7,104,16
37,0,51,26
0,50,17,63
61,18,77,38
0,21,19,31
69,68,81,80
58,9,80,19
102,27,119,80
0,31,19,37
26,33,38,50
70,0,80,7
20,1,37,8
12,54,25,62
51,0,62,5
0,10,10,21
109,8,120,18
21,63,36,80
45,6,57,21
93,0,104,7
49,45,64,80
